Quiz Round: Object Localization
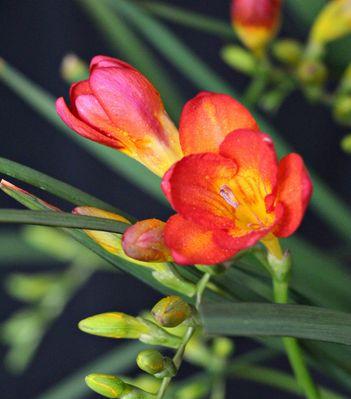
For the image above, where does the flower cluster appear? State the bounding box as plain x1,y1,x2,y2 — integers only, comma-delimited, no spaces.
57,55,312,266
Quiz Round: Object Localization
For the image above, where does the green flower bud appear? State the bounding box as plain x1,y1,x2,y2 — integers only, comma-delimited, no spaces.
174,379,209,399
341,134,351,153
297,59,328,86
333,95,351,125
138,318,182,348
221,45,256,74
272,39,303,65
60,53,89,83
137,350,176,378
78,312,149,339
133,375,160,394
85,374,128,398
151,296,192,328
339,64,351,94
213,337,235,359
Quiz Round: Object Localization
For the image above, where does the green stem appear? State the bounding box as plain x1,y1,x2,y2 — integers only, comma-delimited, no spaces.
273,279,321,399
156,273,211,399
243,60,269,106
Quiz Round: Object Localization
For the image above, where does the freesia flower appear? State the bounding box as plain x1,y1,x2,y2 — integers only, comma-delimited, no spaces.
56,55,182,176
231,0,282,55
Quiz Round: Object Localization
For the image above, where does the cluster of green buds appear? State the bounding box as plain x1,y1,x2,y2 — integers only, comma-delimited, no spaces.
80,296,197,398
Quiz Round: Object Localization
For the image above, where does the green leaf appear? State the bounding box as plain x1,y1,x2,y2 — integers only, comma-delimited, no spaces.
37,342,146,399
202,302,351,346
0,209,129,233
140,1,234,39
0,157,130,218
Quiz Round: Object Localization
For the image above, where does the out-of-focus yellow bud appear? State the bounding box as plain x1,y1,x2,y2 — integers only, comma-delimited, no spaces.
310,0,351,46
339,64,351,94
221,45,256,74
174,379,210,399
341,133,351,152
78,312,181,348
272,39,303,66
213,337,235,359
136,350,176,378
334,95,351,125
5,273,57,303
231,0,282,56
60,53,89,83
151,296,193,328
297,59,328,86
85,374,154,399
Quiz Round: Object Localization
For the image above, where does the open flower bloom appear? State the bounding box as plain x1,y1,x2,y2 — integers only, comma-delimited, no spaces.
162,129,312,265
231,0,282,55
56,55,182,176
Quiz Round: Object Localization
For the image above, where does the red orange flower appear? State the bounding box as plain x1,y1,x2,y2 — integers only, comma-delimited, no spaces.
56,55,182,176
231,0,282,55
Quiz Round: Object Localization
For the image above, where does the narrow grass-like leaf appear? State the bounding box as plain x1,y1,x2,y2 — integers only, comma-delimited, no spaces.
0,209,129,233
140,1,234,39
37,342,146,399
0,157,130,218
77,0,183,118
202,302,351,345
108,0,351,242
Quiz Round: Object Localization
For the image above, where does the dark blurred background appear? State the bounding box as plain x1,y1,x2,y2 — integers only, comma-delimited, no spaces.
0,1,350,398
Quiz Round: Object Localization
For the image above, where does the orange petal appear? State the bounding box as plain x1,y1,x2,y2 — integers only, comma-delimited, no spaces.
164,214,236,265
274,154,313,238
122,219,172,262
179,92,258,155
161,153,238,230
219,129,278,190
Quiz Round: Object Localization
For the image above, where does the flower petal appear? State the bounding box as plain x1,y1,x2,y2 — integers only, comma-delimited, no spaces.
164,214,236,265
274,153,313,238
56,98,119,148
122,219,172,262
161,153,238,230
179,92,258,155
219,129,278,190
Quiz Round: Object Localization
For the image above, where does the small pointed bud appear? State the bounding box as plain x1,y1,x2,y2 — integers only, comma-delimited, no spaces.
310,0,351,46
60,53,88,83
78,312,149,339
213,337,235,359
333,95,351,126
221,45,256,74
136,350,176,378
341,133,351,153
122,219,172,262
272,39,303,66
85,374,127,398
297,59,328,86
231,0,282,56
151,296,193,328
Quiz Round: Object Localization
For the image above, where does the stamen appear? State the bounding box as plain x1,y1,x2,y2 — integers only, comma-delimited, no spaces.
220,185,239,209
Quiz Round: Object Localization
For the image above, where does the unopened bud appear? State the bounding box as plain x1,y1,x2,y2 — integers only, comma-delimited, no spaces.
78,312,181,348
341,133,351,153
221,45,256,74
339,64,351,94
60,53,88,83
310,0,351,46
151,296,193,328
334,95,351,125
231,0,282,56
272,39,303,65
213,337,235,359
297,59,327,86
85,374,154,399
137,350,176,378
174,379,209,399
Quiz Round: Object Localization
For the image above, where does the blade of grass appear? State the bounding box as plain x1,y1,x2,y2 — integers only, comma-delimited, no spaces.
139,1,234,39
0,157,131,218
108,0,351,243
0,209,129,233
77,0,183,119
